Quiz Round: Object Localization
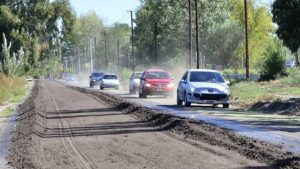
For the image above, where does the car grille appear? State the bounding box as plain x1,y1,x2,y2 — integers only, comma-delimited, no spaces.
193,93,227,101
152,83,168,88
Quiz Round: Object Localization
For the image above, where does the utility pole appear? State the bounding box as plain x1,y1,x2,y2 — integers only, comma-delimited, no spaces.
89,38,93,72
104,30,108,70
82,44,86,70
154,21,158,66
77,48,81,73
117,39,120,72
130,10,135,71
188,0,192,68
94,37,97,70
195,0,200,69
244,0,250,80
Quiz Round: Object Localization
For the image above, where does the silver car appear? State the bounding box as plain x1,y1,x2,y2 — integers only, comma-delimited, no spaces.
100,73,120,90
129,72,143,94
177,69,230,108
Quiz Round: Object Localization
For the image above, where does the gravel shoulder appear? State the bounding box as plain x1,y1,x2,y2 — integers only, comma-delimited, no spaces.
6,80,299,169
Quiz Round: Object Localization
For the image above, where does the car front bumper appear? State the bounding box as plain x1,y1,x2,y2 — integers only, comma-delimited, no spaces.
187,92,230,104
145,88,173,96
102,84,119,88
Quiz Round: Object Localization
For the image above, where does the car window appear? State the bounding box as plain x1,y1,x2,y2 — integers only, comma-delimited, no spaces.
145,72,170,79
103,75,117,79
189,71,225,83
133,73,143,79
92,73,102,77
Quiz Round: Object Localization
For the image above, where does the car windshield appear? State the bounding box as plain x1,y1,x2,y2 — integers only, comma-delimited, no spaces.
92,73,102,77
103,75,117,79
145,72,170,79
133,73,143,79
189,71,225,83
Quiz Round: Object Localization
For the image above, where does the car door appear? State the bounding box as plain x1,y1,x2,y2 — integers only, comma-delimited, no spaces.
178,71,188,99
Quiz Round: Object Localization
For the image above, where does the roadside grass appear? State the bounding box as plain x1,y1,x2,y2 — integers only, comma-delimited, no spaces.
0,107,14,117
231,71,300,103
0,74,26,105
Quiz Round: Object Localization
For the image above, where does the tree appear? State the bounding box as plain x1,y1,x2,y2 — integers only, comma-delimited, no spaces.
230,0,274,68
0,0,75,77
203,21,244,69
135,0,231,68
272,0,300,66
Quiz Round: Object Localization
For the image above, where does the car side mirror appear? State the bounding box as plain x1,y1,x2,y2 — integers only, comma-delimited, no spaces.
225,80,230,85
180,80,186,84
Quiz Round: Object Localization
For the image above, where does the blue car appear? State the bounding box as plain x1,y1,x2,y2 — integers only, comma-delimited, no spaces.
89,72,104,87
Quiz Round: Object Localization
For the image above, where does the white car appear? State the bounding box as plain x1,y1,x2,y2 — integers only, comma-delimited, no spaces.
177,69,230,108
100,74,120,90
129,72,143,94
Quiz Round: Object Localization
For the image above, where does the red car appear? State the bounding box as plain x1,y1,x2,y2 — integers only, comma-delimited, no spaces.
139,69,174,98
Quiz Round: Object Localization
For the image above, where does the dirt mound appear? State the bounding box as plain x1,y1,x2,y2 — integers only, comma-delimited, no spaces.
250,98,300,116
71,86,300,169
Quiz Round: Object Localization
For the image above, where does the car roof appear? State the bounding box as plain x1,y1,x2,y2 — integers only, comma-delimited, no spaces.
188,69,220,73
145,69,167,72
103,73,117,76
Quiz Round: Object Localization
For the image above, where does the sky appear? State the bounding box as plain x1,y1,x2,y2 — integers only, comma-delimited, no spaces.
69,0,141,26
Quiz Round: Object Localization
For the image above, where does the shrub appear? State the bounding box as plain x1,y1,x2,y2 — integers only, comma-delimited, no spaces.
259,47,286,81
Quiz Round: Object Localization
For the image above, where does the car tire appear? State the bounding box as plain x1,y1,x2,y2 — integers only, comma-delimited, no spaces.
100,85,104,90
177,92,183,106
184,92,191,107
90,83,93,88
223,104,229,108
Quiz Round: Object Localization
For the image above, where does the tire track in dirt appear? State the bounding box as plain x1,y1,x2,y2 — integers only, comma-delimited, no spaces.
44,85,94,169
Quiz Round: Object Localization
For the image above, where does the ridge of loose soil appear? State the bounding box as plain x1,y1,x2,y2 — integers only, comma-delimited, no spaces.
71,86,300,169
250,98,300,116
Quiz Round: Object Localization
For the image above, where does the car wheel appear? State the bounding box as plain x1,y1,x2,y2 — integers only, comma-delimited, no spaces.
184,92,191,107
177,92,183,106
100,85,104,90
90,83,93,88
223,104,229,108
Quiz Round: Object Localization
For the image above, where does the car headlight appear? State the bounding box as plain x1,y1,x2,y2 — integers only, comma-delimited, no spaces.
189,86,195,92
223,88,230,94
145,83,151,88
167,83,174,88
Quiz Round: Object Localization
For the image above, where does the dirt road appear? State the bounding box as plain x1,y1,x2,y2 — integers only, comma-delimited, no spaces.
6,80,275,169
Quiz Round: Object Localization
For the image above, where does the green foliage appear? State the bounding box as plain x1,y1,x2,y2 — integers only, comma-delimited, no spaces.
1,33,26,76
230,0,274,68
0,0,75,77
272,0,300,65
68,13,131,73
272,0,300,54
0,74,26,105
203,21,244,69
135,0,231,67
280,68,300,85
0,107,13,117
259,40,286,81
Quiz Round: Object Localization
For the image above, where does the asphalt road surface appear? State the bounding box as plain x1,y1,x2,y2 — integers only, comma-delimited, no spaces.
8,80,269,169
